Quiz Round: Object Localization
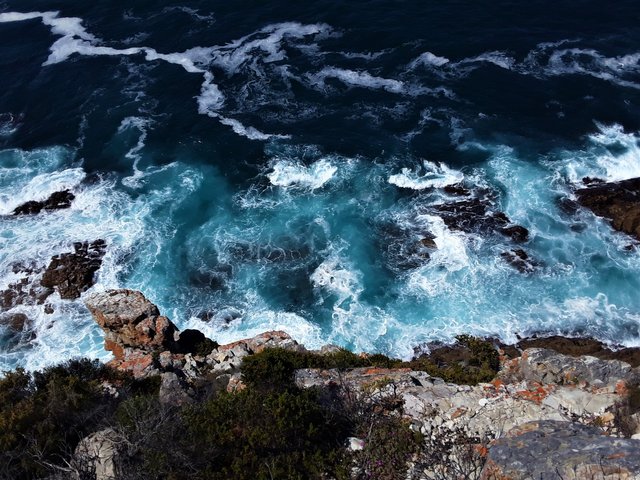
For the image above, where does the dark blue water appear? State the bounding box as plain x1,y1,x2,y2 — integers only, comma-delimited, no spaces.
1,1,640,369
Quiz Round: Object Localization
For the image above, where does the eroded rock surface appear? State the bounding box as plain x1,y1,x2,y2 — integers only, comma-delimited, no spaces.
12,189,75,215
576,177,640,240
42,240,106,299
481,421,640,480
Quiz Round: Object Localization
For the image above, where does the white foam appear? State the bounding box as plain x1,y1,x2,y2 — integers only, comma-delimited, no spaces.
267,158,337,189
0,11,299,140
307,67,405,94
388,160,463,190
458,51,515,70
118,116,151,188
310,255,363,306
557,123,640,183
408,51,450,69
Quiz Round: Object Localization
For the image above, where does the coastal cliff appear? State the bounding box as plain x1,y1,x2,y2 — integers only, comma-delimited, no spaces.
64,291,640,478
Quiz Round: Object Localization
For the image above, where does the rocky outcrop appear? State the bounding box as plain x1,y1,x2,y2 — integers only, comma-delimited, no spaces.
481,421,640,480
433,198,529,243
85,289,177,354
576,177,640,240
84,289,303,398
42,240,106,299
83,290,640,476
12,189,75,215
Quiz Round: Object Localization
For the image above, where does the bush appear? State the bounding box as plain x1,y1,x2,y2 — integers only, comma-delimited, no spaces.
406,335,500,385
0,359,120,478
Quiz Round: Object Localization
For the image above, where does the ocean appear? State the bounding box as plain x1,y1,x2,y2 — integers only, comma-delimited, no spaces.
1,1,640,370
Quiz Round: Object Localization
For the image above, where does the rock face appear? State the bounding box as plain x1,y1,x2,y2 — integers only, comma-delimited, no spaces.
85,289,177,353
576,177,640,240
74,428,118,480
433,198,530,243
12,189,75,215
41,240,106,299
481,421,640,480
84,289,303,394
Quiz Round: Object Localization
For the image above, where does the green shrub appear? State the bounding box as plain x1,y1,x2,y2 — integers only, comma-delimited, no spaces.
405,335,500,385
0,359,141,479
352,417,422,480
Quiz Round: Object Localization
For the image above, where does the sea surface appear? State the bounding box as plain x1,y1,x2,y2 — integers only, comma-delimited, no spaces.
1,1,640,370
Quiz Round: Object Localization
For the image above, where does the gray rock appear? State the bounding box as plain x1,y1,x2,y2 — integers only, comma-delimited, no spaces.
482,421,640,479
159,372,193,406
501,348,636,389
74,428,118,480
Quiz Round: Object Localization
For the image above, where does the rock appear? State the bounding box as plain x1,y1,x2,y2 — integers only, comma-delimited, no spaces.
443,184,471,196
175,329,218,355
41,240,107,299
499,225,529,243
0,277,53,310
12,189,75,215
517,335,640,368
347,437,365,451
500,249,535,273
74,428,118,480
159,372,193,406
85,289,177,352
481,421,640,479
419,236,437,249
0,312,36,348
499,348,636,389
432,198,528,243
576,177,640,240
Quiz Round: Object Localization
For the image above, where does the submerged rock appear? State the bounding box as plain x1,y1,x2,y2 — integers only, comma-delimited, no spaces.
501,248,536,273
576,177,640,240
481,421,640,480
433,198,529,243
12,189,75,215
41,240,106,299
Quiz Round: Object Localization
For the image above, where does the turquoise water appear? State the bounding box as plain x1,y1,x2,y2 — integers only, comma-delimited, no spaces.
1,2,640,370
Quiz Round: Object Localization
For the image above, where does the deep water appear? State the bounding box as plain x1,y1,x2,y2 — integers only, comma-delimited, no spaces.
1,1,640,370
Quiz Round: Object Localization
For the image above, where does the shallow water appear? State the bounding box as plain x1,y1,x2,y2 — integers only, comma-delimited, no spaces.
1,1,640,370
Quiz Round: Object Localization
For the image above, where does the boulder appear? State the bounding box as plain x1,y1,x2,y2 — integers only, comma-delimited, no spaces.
74,428,119,480
12,189,75,215
481,421,640,479
41,240,106,299
85,289,177,352
576,177,640,240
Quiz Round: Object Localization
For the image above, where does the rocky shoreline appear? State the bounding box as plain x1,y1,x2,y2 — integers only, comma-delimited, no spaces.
74,289,640,479
2,176,640,478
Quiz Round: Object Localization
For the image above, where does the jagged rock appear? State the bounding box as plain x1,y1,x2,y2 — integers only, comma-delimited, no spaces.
499,225,529,243
74,428,118,480
12,189,75,215
206,330,304,374
517,336,640,368
576,177,640,240
432,198,529,243
175,329,218,355
443,184,471,196
41,240,106,299
0,312,36,348
499,348,636,390
481,421,640,479
0,277,53,310
501,248,535,273
85,289,177,353
159,372,193,406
